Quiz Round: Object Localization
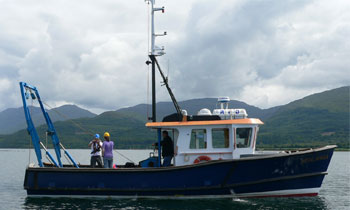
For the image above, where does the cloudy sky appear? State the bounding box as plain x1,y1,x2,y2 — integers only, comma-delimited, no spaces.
0,0,349,114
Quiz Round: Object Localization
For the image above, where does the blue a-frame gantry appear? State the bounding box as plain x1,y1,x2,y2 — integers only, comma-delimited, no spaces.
19,82,79,168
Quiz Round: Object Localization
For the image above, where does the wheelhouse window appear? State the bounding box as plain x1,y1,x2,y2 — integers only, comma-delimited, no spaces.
190,129,207,149
212,128,229,148
236,128,252,148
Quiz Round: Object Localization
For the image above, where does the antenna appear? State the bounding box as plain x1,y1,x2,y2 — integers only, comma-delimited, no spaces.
145,0,166,56
145,0,182,122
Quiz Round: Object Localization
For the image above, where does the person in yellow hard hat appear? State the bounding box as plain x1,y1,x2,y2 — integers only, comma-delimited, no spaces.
102,132,114,168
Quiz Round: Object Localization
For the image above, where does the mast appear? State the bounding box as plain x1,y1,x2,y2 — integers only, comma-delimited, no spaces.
150,0,166,57
146,0,166,122
146,0,182,122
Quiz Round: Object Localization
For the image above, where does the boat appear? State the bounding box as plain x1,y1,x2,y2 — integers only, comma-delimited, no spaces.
22,0,336,198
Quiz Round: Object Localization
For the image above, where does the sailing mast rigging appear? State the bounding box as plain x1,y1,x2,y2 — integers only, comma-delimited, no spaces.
146,0,182,122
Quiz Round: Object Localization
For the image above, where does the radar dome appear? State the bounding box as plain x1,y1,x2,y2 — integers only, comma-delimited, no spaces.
198,108,212,115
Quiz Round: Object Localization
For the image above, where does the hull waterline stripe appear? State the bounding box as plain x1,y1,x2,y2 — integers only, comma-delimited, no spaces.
26,188,320,199
231,187,320,198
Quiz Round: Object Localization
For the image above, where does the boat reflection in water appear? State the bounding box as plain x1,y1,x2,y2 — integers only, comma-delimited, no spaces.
23,195,329,209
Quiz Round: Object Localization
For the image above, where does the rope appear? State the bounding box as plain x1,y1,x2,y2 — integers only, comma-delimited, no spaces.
42,101,95,137
28,96,33,165
45,154,53,165
45,132,48,148
42,99,137,165
28,137,31,165
147,61,150,120
146,1,150,120
63,153,71,165
147,1,150,55
167,59,170,78
114,150,134,163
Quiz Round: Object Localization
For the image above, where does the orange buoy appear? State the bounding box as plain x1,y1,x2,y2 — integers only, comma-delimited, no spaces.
193,155,212,164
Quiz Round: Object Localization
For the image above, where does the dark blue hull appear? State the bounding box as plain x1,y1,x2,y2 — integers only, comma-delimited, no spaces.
24,146,335,198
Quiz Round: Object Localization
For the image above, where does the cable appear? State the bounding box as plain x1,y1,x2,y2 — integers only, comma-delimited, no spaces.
146,1,151,120
167,59,170,77
28,136,31,166
114,150,135,163
147,62,150,120
28,98,33,166
63,153,71,165
147,1,150,56
43,101,137,165
45,154,53,165
42,101,95,137
45,132,48,148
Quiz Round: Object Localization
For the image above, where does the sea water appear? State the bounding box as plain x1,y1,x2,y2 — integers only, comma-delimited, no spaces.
0,149,349,210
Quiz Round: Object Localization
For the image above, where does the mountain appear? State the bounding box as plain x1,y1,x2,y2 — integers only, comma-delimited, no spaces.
48,105,97,122
258,86,350,148
0,105,96,134
116,98,280,121
0,106,41,135
0,111,153,149
0,98,277,149
0,86,348,149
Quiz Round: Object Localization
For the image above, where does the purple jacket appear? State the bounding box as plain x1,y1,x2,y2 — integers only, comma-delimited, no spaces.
102,141,114,158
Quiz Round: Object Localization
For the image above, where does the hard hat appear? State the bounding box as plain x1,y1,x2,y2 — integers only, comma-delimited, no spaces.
94,134,100,139
104,132,110,137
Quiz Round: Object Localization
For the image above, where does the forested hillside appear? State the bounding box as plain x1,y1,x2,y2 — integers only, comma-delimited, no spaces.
0,86,348,149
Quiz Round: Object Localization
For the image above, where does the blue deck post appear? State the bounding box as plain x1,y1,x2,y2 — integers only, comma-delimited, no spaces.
64,150,79,168
34,89,63,167
158,128,161,167
40,142,60,167
60,143,79,168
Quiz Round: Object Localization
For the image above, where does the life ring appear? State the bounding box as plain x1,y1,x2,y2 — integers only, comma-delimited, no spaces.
194,156,212,164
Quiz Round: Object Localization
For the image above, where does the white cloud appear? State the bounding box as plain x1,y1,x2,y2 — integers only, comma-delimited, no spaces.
166,0,350,108
0,0,349,113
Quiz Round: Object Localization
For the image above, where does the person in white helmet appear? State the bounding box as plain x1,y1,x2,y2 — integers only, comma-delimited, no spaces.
88,134,103,168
